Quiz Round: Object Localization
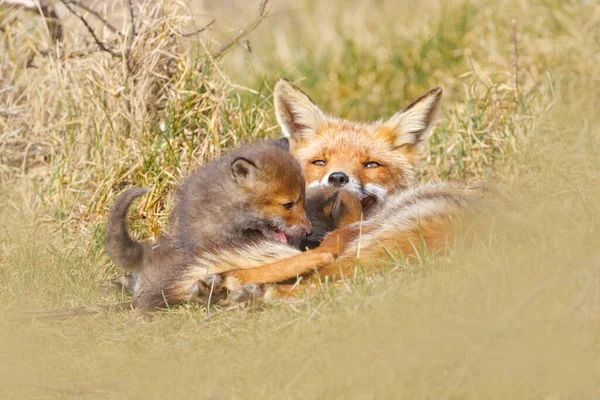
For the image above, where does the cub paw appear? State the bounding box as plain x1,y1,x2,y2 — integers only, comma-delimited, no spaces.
189,274,225,302
203,274,223,290
229,283,264,304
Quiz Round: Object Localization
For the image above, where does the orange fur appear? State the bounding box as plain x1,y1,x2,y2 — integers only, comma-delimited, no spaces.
219,250,334,290
165,82,486,305
274,78,443,201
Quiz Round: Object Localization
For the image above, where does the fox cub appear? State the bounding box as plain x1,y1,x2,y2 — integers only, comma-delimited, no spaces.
104,140,330,310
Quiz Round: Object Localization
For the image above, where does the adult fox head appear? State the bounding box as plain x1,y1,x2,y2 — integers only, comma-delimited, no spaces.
274,79,442,200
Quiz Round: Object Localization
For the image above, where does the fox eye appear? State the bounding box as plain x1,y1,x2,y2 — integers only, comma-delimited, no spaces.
311,160,326,166
282,202,294,210
364,161,382,168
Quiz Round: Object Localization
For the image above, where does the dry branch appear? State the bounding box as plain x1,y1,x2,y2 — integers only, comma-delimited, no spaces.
182,19,215,37
61,0,121,35
59,0,119,57
211,0,269,60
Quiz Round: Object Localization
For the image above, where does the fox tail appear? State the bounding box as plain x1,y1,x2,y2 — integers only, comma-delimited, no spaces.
104,188,148,271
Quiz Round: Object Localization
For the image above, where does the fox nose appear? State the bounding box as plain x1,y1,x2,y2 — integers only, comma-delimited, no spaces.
328,172,349,187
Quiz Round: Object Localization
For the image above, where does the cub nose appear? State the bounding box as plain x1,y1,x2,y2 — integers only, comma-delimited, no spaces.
304,221,313,237
328,172,349,187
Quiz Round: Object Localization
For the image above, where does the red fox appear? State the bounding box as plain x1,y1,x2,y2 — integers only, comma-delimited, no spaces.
175,81,487,300
274,78,442,201
105,82,486,307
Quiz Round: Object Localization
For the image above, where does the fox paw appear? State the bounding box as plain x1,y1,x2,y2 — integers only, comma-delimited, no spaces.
229,283,264,304
190,274,225,302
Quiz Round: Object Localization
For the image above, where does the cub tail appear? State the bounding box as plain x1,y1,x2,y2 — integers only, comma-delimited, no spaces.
104,188,148,271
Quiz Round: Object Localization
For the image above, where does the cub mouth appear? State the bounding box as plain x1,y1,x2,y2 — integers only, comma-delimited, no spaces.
271,228,288,244
247,226,289,244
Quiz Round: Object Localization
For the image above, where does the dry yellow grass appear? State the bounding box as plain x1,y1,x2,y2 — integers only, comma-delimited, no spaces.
0,0,599,398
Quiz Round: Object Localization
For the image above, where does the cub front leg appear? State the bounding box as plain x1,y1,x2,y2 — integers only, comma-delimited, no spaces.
189,274,227,304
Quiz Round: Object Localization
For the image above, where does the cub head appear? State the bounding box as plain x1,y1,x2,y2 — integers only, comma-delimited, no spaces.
230,140,312,244
274,78,443,200
297,186,368,250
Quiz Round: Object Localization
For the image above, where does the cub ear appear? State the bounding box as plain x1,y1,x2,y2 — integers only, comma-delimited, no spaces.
274,78,325,145
231,157,258,187
271,137,290,152
330,191,344,223
321,190,340,218
331,190,363,228
383,87,443,154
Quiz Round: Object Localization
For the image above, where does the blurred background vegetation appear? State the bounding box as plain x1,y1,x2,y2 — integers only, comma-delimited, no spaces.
0,0,598,398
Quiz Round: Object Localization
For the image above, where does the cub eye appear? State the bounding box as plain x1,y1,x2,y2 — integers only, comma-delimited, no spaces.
282,202,294,210
364,161,382,168
311,160,326,166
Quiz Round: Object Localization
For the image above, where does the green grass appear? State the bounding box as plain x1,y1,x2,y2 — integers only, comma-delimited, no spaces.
1,0,599,398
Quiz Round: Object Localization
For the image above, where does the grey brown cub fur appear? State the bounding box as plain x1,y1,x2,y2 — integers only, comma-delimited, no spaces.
296,187,366,250
172,139,311,254
104,139,313,310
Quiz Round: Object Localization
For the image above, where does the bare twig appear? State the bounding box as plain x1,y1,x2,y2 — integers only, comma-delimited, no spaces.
211,0,269,60
256,0,268,17
59,0,119,57
63,0,121,35
182,19,215,37
511,20,519,103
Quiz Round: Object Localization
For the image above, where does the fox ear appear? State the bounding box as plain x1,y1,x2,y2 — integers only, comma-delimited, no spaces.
274,78,325,144
231,157,258,187
384,87,443,153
